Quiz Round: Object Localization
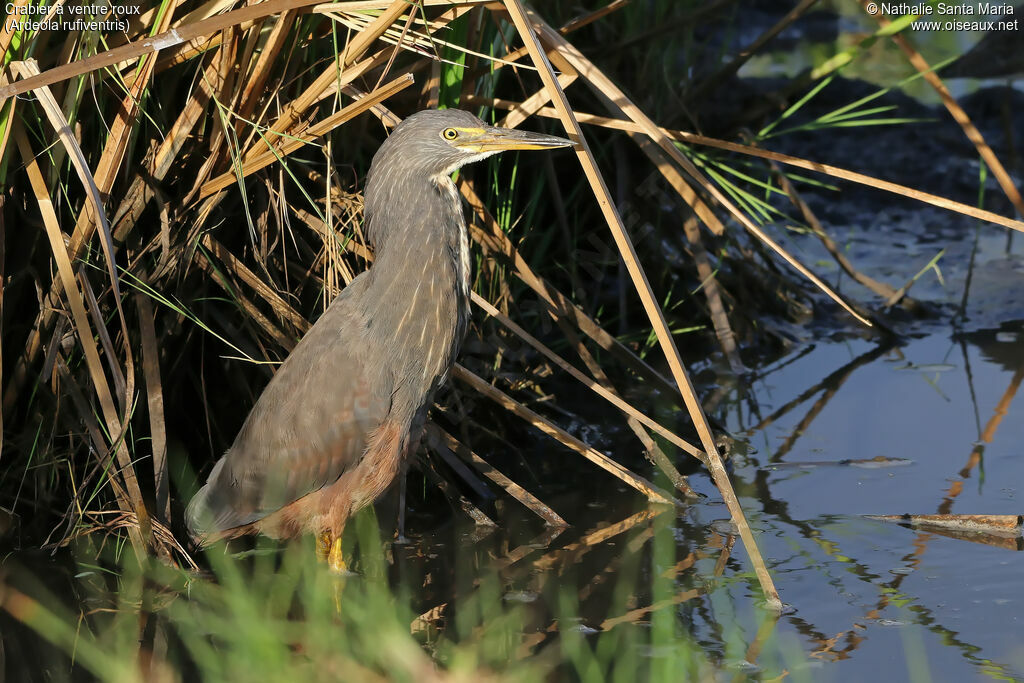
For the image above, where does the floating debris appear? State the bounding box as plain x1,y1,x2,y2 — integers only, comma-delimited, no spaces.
893,362,956,372
865,514,1024,550
764,455,913,470
710,519,740,536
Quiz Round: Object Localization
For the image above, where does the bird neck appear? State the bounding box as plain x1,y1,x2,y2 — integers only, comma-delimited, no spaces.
366,173,470,298
361,172,471,385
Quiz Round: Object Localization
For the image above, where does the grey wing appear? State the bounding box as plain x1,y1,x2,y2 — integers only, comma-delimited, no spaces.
186,278,390,539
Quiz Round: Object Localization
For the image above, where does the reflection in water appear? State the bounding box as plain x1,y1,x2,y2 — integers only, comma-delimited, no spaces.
350,320,1024,683
866,514,1023,551
730,326,1024,680
941,331,1024,515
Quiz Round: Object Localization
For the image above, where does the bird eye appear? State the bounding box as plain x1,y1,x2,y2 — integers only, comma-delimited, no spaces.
442,128,459,140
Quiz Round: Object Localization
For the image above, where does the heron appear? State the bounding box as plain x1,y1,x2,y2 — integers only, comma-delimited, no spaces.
185,109,573,572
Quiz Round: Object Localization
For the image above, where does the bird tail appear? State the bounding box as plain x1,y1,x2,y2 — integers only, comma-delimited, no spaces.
184,482,218,546
184,459,257,546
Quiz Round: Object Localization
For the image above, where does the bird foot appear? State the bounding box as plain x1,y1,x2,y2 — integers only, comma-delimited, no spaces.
315,531,348,574
316,531,332,562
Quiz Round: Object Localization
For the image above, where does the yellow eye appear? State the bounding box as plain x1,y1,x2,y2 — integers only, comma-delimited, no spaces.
442,128,459,140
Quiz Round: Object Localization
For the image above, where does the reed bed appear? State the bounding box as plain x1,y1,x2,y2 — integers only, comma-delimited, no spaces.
1,0,1021,677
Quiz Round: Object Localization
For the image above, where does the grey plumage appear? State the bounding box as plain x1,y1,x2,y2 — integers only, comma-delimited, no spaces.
186,109,572,545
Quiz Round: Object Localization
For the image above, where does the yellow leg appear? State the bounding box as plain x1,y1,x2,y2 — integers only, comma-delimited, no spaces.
331,570,347,613
315,531,348,610
327,537,347,574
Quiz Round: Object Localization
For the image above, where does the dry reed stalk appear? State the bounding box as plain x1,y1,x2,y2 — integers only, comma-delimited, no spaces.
460,181,680,399
0,80,14,179
453,364,676,506
863,1,1024,220
518,103,739,367
0,0,332,101
503,0,781,607
122,0,238,50
243,9,425,161
560,0,632,33
460,0,631,86
50,355,135,524
0,0,29,59
478,102,1024,233
471,79,702,494
124,32,225,83
768,159,918,310
866,514,1023,536
313,0,496,11
666,132,1024,234
342,0,410,64
113,57,226,240
429,426,567,527
530,16,871,330
471,293,704,461
208,25,241,175
78,273,128,411
235,10,297,129
11,59,142,489
74,0,177,226
194,248,297,353
16,131,148,556
542,308,698,500
425,428,497,502
137,294,170,525
497,71,578,130
293,204,373,260
6,61,138,420
421,456,497,528
202,235,311,333
229,2,479,192
200,72,414,197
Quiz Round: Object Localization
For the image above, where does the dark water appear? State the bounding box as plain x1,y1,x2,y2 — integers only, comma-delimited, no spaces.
723,332,1024,680
389,330,1024,681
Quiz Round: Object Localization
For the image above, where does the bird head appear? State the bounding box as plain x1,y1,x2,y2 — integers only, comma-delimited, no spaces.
371,109,574,180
